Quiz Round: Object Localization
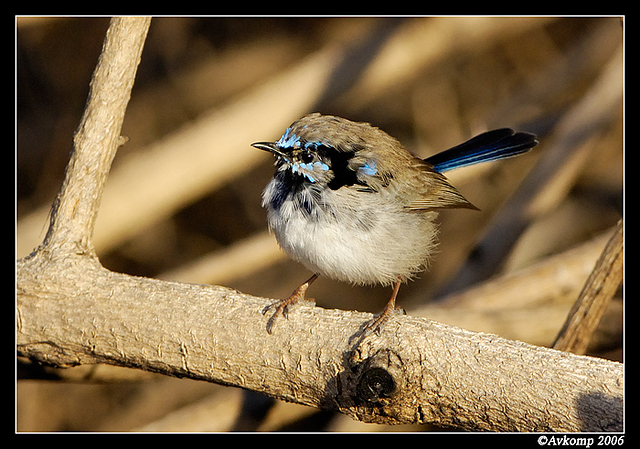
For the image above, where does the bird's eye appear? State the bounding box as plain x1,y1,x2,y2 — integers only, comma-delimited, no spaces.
300,152,314,164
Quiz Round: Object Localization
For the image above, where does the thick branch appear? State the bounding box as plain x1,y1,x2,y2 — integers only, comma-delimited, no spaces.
16,254,622,432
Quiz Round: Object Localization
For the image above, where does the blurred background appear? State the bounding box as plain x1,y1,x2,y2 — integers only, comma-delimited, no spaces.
16,16,623,432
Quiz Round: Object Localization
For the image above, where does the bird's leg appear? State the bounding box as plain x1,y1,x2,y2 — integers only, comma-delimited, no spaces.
263,273,319,334
365,278,403,335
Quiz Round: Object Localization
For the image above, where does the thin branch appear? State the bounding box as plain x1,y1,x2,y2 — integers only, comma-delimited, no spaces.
39,17,151,256
553,219,624,354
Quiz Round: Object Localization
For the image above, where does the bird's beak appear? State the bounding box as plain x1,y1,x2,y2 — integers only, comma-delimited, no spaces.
252,142,286,158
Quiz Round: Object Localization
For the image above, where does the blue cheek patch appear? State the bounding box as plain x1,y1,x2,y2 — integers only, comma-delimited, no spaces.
290,161,329,184
315,161,330,171
359,161,378,176
291,163,315,183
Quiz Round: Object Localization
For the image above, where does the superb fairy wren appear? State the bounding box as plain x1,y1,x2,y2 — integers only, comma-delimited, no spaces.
253,113,538,334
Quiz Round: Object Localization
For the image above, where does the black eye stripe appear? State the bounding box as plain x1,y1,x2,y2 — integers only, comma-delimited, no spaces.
286,141,374,191
326,150,368,191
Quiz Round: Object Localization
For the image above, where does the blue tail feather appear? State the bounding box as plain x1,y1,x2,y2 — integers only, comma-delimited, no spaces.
425,128,538,173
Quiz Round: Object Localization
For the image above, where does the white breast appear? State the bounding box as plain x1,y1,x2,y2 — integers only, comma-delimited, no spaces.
264,181,439,286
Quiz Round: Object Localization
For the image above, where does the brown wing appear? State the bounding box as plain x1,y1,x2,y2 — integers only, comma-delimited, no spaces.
405,169,479,211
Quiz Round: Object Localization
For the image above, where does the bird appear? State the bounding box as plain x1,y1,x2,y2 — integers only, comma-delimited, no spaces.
253,113,538,334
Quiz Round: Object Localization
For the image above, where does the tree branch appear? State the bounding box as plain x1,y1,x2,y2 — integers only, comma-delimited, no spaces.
16,254,623,431
39,17,151,257
553,219,623,354
17,17,623,432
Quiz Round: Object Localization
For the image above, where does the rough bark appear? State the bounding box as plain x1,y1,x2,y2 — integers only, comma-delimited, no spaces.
17,250,623,431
